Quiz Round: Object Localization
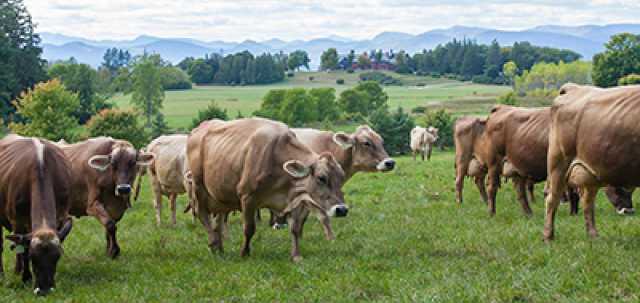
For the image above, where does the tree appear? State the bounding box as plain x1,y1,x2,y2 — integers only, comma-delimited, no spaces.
160,66,192,90
130,55,164,127
370,107,415,155
0,0,47,122
278,88,315,126
354,81,388,113
151,112,170,138
357,53,372,69
48,61,111,123
593,33,640,87
619,74,640,86
188,58,214,84
9,79,79,141
346,50,356,69
254,89,287,120
503,61,518,88
287,50,310,71
309,88,339,121
394,51,411,74
86,109,148,148
102,48,131,75
320,48,339,71
338,89,368,116
421,109,454,149
190,101,229,130
514,61,592,96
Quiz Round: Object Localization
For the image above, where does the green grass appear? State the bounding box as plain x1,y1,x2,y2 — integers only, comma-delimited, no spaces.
2,152,639,301
110,71,509,129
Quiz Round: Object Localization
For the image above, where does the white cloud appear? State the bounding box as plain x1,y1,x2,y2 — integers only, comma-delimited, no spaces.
24,0,640,41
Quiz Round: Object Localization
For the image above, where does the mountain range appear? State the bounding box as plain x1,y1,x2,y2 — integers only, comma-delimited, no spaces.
40,24,640,69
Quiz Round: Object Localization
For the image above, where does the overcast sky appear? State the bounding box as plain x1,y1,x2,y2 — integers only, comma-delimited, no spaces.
24,0,640,42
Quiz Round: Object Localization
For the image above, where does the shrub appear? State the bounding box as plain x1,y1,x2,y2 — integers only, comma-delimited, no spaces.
9,79,80,141
472,75,493,84
336,79,345,85
420,109,455,148
308,76,315,81
86,109,148,148
254,89,287,120
618,74,640,86
287,72,295,78
309,88,340,121
497,91,519,106
338,89,368,115
359,71,401,85
411,106,427,114
279,88,316,126
151,112,170,138
190,101,229,130
415,83,426,87
370,107,415,155
346,69,355,74
161,67,192,90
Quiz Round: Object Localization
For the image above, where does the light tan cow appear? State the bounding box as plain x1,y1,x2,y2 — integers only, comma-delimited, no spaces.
544,84,640,241
187,118,348,262
410,126,438,161
142,134,191,226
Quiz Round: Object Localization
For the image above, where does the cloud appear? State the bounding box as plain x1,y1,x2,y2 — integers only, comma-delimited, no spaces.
23,0,640,41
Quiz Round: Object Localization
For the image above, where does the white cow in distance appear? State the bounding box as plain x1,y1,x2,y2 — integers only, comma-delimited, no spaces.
410,126,439,161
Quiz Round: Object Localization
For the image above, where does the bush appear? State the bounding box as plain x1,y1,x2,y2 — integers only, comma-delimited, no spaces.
161,67,192,90
411,106,427,114
370,107,415,155
336,79,345,85
309,88,340,121
287,72,295,78
619,74,640,86
190,101,229,130
471,75,494,84
279,88,316,126
359,71,401,85
86,109,148,148
346,69,355,74
9,79,80,141
151,112,170,138
338,81,389,116
497,92,519,106
420,109,455,148
308,76,315,81
430,72,441,78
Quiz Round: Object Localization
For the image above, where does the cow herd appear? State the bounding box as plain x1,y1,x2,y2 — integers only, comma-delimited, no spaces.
0,83,639,296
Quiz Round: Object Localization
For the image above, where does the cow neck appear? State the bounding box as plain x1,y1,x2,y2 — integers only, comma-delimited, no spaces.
329,142,355,180
30,151,57,233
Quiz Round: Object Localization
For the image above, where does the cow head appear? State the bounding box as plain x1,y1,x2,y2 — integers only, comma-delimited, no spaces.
283,153,348,218
333,125,395,173
88,142,155,197
427,127,439,141
7,220,72,296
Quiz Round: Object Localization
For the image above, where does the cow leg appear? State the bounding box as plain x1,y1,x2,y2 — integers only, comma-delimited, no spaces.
318,213,334,241
474,175,488,204
543,158,569,242
240,197,257,257
582,186,599,238
455,162,468,204
255,209,262,222
288,207,308,262
514,177,533,217
87,201,119,258
20,246,31,283
421,148,425,161
169,193,177,226
151,178,163,226
487,163,501,216
198,209,222,253
427,145,433,161
527,181,536,203
568,188,580,216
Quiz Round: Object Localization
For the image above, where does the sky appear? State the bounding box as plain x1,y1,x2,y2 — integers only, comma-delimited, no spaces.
23,0,640,42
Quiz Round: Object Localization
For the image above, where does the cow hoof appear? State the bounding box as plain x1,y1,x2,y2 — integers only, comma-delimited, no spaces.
108,246,121,259
617,208,635,216
272,223,288,230
292,255,303,263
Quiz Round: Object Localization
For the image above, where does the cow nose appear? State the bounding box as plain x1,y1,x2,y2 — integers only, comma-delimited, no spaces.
384,159,395,170
334,205,349,217
116,184,132,195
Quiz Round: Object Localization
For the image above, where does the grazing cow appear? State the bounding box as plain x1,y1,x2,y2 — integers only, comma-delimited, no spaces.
544,84,640,241
136,134,191,226
187,118,347,262
0,135,73,295
267,126,395,229
410,126,439,161
59,137,154,258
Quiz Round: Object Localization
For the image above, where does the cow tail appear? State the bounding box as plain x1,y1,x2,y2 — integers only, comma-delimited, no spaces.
133,168,146,203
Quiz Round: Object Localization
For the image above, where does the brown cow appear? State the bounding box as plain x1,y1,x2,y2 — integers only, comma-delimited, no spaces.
544,84,640,241
268,126,394,229
0,135,73,295
59,137,154,258
187,118,347,262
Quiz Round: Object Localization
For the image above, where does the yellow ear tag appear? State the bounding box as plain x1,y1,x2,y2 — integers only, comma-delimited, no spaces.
15,245,25,254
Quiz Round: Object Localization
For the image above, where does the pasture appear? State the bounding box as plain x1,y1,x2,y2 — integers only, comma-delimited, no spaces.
110,71,510,129
1,153,639,302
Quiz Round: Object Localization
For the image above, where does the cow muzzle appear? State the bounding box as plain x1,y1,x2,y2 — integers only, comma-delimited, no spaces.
115,184,132,196
377,158,395,172
328,205,349,217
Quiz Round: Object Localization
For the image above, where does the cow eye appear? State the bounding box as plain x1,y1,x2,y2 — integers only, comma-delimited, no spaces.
363,141,372,147
317,175,328,185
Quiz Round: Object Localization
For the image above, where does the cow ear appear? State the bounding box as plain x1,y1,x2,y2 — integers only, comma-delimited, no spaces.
333,133,354,149
88,155,111,172
57,219,73,243
283,160,310,179
137,151,155,166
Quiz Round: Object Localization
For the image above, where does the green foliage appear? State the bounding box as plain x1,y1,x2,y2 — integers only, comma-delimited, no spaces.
255,87,340,126
151,112,170,138
288,50,310,71
130,55,165,127
514,61,592,97
502,61,518,87
394,51,411,74
338,81,389,117
279,88,315,126
497,91,519,106
0,0,47,122
86,109,148,148
9,79,79,141
338,89,368,116
183,52,285,86
309,88,340,121
189,101,229,130
370,107,415,155
160,66,192,90
618,74,640,86
593,33,640,87
357,53,372,69
336,78,345,85
187,58,214,84
102,48,131,75
48,60,112,124
358,71,401,85
420,109,455,148
321,48,339,71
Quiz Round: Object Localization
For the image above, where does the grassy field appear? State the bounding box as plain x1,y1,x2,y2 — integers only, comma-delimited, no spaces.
110,71,510,129
2,153,639,302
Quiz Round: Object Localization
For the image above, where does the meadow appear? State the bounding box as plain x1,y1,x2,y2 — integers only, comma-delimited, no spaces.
110,71,510,129
1,153,639,302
